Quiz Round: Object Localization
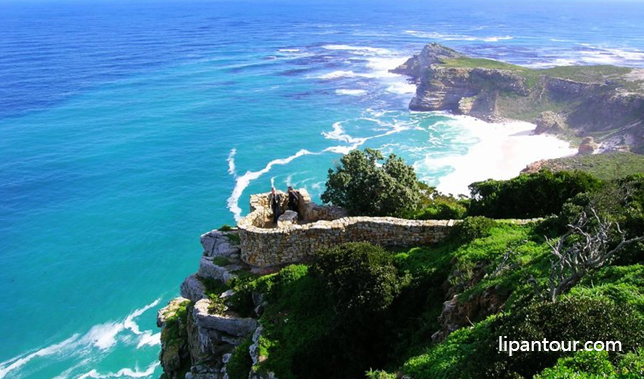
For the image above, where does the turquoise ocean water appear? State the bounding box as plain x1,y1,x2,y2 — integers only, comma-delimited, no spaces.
2,1,644,377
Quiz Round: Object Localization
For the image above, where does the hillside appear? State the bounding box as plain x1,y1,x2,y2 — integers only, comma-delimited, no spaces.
158,163,644,379
393,44,644,153
522,152,644,180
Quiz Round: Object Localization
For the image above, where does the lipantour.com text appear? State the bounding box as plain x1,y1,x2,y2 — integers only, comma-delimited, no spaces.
498,336,622,356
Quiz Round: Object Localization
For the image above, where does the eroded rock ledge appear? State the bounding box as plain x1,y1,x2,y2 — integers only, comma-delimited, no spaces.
393,43,644,153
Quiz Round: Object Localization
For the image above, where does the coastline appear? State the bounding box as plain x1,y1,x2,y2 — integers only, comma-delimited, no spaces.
431,116,577,196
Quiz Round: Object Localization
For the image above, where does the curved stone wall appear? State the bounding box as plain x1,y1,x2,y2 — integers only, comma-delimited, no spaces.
237,190,538,268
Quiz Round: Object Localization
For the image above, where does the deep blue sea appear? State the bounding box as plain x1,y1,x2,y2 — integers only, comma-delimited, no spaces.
2,0,644,377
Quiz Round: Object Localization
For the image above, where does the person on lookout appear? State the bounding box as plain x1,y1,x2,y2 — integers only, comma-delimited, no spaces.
270,187,282,224
287,186,300,215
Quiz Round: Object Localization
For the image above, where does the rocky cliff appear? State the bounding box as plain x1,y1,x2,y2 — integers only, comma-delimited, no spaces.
157,230,271,379
393,43,644,153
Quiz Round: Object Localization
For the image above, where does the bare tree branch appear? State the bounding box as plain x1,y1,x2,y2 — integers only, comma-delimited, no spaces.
546,207,644,302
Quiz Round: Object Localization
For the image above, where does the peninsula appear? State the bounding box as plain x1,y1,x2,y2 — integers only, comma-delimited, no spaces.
392,43,644,154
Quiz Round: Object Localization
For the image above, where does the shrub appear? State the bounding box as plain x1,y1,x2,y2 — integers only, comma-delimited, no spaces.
219,224,234,231
227,337,253,379
403,295,644,379
413,199,467,220
491,296,644,377
321,148,424,217
311,242,409,318
468,170,603,218
617,349,644,376
535,350,616,378
450,216,498,243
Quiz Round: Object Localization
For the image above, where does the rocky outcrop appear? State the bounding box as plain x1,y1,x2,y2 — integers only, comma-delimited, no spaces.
578,137,598,155
193,299,258,337
159,229,262,379
432,262,506,343
181,274,208,302
395,44,644,152
201,230,241,259
535,111,566,134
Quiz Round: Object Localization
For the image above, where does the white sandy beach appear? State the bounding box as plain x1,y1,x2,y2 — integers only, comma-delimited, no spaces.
433,116,578,196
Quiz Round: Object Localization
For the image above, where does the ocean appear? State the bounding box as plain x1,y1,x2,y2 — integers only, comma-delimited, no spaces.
1,0,644,377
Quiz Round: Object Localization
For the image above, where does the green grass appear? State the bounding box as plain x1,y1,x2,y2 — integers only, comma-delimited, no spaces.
539,65,633,84
439,57,643,93
212,256,231,266
528,152,644,181
440,57,523,71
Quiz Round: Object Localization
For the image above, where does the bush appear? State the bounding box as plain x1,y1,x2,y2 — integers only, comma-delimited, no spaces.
450,216,498,243
403,295,644,379
535,350,616,378
321,148,424,217
219,224,234,231
311,242,409,318
491,296,644,377
413,199,467,220
617,349,644,376
468,170,603,218
227,337,253,379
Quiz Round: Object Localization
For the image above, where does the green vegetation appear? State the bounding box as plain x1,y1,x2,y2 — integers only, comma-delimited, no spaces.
321,148,425,217
219,224,234,231
227,337,253,379
226,232,241,244
524,152,644,181
540,65,633,85
219,156,644,379
439,56,639,90
411,185,467,220
440,57,524,71
468,170,603,218
212,256,231,266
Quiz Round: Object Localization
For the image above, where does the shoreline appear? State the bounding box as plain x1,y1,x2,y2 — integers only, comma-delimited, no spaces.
432,115,577,196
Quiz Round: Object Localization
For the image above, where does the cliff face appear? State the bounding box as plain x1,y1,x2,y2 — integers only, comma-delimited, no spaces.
395,43,644,152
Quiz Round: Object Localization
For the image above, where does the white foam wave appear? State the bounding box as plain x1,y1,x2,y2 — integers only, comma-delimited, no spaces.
0,299,161,379
136,332,161,349
0,334,81,379
278,48,300,53
317,70,359,80
523,58,577,69
227,149,315,221
386,82,416,95
321,44,391,55
322,122,368,145
335,89,367,96
418,116,576,196
83,322,125,350
405,30,513,42
227,148,237,176
124,299,159,336
580,48,644,65
227,116,413,219
78,362,160,379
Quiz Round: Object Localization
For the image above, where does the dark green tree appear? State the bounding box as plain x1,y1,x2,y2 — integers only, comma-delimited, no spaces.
321,148,423,217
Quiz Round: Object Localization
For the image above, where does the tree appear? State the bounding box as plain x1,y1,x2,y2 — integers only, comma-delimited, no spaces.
321,148,423,217
546,206,644,302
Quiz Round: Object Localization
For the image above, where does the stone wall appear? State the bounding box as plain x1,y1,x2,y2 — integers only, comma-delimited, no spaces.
237,190,539,268
239,216,456,267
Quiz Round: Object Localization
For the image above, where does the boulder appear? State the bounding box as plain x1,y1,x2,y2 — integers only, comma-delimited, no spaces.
181,274,207,302
578,136,598,155
197,256,238,283
193,299,258,337
534,111,566,134
277,210,298,228
200,230,240,258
